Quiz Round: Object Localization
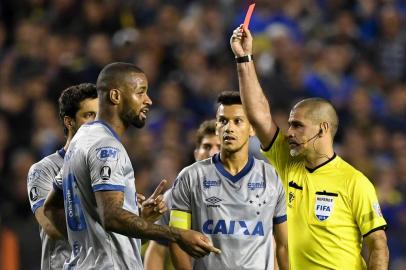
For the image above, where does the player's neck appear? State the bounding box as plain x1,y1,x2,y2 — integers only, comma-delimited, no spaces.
63,130,75,151
219,149,249,176
304,145,334,169
96,111,126,137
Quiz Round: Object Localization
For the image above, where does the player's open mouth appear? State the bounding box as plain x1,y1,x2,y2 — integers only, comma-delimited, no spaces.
288,141,299,148
140,108,149,118
223,135,236,142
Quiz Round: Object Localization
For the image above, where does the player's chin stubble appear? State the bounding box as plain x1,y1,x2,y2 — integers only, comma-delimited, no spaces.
122,109,145,128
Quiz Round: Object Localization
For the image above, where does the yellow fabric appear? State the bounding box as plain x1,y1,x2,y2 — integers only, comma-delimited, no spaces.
261,129,387,270
169,210,191,230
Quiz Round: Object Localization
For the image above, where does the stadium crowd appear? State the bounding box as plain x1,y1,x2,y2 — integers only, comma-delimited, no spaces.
0,0,405,269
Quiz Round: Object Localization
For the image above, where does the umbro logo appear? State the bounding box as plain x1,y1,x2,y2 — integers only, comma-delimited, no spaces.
205,196,222,208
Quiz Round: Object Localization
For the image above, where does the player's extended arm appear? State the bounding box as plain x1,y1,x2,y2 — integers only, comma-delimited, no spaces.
364,230,389,270
169,242,193,270
274,221,289,270
95,191,220,258
43,188,67,239
144,241,168,270
230,26,277,148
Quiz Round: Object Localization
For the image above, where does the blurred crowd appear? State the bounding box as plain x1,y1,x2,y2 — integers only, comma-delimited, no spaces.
0,0,405,269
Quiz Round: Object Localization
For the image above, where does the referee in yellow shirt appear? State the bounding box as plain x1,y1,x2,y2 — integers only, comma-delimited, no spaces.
230,26,389,270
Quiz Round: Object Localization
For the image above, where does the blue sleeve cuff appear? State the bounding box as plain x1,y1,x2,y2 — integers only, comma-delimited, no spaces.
31,199,45,214
92,184,125,192
273,215,287,224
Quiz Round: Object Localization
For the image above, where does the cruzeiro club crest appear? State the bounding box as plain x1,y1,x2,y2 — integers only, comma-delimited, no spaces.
315,193,336,221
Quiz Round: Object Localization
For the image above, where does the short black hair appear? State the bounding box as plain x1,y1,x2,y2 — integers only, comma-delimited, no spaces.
96,62,144,94
217,91,242,105
195,120,216,148
58,83,97,135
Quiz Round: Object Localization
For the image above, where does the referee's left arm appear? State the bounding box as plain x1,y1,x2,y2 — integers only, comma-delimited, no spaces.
350,172,388,269
363,230,389,270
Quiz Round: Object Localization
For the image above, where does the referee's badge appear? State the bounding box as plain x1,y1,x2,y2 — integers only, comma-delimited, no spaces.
315,194,335,221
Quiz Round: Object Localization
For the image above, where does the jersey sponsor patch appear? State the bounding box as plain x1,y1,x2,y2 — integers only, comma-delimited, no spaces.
96,147,119,161
100,166,111,180
247,181,265,191
203,179,221,189
29,186,40,201
202,219,264,236
373,202,383,217
315,194,335,221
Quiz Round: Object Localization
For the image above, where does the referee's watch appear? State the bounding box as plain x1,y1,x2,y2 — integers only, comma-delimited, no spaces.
235,55,254,63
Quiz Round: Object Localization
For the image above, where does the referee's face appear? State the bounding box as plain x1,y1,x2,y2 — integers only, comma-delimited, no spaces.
287,107,321,157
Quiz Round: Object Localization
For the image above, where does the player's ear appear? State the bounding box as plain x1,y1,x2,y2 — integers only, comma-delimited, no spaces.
109,89,121,105
64,116,74,130
193,149,199,161
215,120,220,136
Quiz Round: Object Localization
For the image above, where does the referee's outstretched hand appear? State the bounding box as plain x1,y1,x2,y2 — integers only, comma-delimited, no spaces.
230,25,253,58
177,229,221,258
141,179,168,222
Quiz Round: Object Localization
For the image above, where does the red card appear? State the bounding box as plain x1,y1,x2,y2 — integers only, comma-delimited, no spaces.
243,3,256,29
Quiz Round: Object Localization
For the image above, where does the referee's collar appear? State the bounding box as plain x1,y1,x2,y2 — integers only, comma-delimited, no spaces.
305,153,337,173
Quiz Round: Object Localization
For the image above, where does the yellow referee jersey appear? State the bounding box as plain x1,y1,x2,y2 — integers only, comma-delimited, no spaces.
262,128,387,270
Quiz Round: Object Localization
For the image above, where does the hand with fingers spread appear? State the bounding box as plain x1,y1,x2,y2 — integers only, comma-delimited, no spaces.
175,229,221,258
141,179,168,223
230,25,253,57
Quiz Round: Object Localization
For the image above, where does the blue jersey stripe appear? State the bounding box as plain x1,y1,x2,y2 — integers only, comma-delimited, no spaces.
32,199,45,213
273,215,287,224
92,184,125,192
213,153,254,183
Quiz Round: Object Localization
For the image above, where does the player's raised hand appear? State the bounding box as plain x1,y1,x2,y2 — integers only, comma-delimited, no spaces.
136,193,146,208
141,179,168,222
177,229,221,258
230,25,253,58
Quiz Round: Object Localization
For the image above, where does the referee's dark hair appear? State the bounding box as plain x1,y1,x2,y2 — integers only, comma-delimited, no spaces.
58,83,98,135
217,91,242,106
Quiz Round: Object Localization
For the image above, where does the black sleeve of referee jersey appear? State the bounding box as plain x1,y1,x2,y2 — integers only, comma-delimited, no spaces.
363,225,387,238
261,127,280,152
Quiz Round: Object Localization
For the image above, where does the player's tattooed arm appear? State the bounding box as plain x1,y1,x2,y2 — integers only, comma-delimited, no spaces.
43,188,68,239
95,190,176,240
95,190,221,258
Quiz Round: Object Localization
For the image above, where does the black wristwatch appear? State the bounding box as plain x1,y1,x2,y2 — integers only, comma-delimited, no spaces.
235,55,254,63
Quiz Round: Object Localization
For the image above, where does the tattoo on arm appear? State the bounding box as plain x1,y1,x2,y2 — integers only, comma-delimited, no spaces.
96,191,181,242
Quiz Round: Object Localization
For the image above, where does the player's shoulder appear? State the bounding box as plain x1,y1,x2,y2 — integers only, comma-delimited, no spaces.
183,157,213,173
174,158,213,185
252,156,278,174
79,122,123,151
28,152,62,176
